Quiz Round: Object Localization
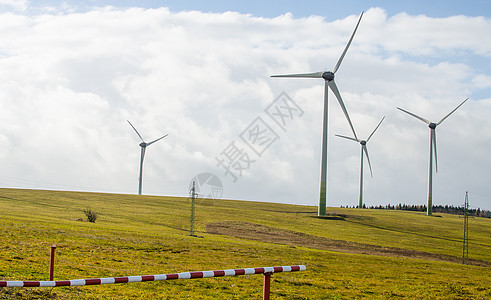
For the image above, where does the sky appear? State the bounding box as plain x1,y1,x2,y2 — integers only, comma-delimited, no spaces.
0,0,490,210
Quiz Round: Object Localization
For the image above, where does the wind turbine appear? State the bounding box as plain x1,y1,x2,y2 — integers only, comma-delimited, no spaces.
397,98,468,215
127,120,168,195
336,116,384,209
271,12,363,216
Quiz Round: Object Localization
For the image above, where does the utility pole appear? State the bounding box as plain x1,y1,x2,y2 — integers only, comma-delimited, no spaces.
189,181,197,237
462,191,469,265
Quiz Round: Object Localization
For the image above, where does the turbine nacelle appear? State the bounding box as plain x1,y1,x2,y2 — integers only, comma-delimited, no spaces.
139,142,147,147
322,71,335,81
360,140,367,145
429,123,437,129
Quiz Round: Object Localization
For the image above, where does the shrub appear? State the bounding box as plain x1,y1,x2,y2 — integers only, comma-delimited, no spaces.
83,208,98,223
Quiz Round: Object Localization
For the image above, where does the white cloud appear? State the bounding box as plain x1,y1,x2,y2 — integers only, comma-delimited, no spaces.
0,6,490,210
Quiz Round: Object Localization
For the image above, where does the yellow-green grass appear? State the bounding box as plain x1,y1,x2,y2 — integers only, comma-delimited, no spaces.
0,188,489,299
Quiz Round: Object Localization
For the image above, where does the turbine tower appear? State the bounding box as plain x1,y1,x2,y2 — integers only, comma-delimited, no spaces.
127,120,168,195
271,12,363,216
397,98,468,215
336,116,384,209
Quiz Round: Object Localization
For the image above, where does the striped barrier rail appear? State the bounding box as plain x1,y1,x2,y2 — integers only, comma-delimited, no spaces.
0,265,306,299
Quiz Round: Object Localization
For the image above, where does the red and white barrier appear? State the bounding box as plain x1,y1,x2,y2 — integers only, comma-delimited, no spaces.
0,265,306,288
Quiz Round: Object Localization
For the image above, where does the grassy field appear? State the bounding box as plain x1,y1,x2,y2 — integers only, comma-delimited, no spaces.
0,188,490,299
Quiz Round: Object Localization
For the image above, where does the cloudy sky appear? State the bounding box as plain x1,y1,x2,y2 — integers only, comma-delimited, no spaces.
1,0,490,210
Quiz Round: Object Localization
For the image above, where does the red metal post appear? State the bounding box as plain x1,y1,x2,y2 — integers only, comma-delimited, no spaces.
263,272,272,300
49,244,56,281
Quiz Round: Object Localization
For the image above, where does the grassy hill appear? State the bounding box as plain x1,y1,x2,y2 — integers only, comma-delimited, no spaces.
0,188,489,299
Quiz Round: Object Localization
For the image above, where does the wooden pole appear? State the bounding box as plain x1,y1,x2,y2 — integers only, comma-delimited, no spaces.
263,272,272,300
49,244,56,281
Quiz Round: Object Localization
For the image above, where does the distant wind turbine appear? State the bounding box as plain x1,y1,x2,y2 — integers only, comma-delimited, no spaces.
271,12,364,216
127,120,168,195
397,98,468,215
336,116,385,209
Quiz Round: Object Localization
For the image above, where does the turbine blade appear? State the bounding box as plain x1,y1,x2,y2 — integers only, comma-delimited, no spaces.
363,144,373,177
397,107,430,125
270,71,324,78
332,11,364,74
433,129,438,173
335,134,358,142
437,97,469,125
128,120,145,143
146,134,169,146
328,80,358,141
367,116,385,142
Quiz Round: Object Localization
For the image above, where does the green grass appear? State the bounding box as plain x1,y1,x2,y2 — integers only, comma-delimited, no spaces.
0,188,490,299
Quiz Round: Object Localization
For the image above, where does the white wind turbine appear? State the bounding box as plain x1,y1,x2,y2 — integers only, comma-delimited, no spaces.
127,120,168,195
271,12,363,216
336,116,384,209
397,98,468,215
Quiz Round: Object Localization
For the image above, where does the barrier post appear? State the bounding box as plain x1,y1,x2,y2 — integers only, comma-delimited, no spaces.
263,272,272,300
49,244,56,281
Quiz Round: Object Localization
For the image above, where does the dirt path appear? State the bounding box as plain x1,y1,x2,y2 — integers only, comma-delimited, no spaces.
206,221,490,267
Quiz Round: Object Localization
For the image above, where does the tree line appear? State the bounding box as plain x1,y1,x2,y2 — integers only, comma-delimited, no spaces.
340,204,490,218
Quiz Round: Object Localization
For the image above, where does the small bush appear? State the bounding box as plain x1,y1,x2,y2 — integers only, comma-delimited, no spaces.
83,208,98,223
